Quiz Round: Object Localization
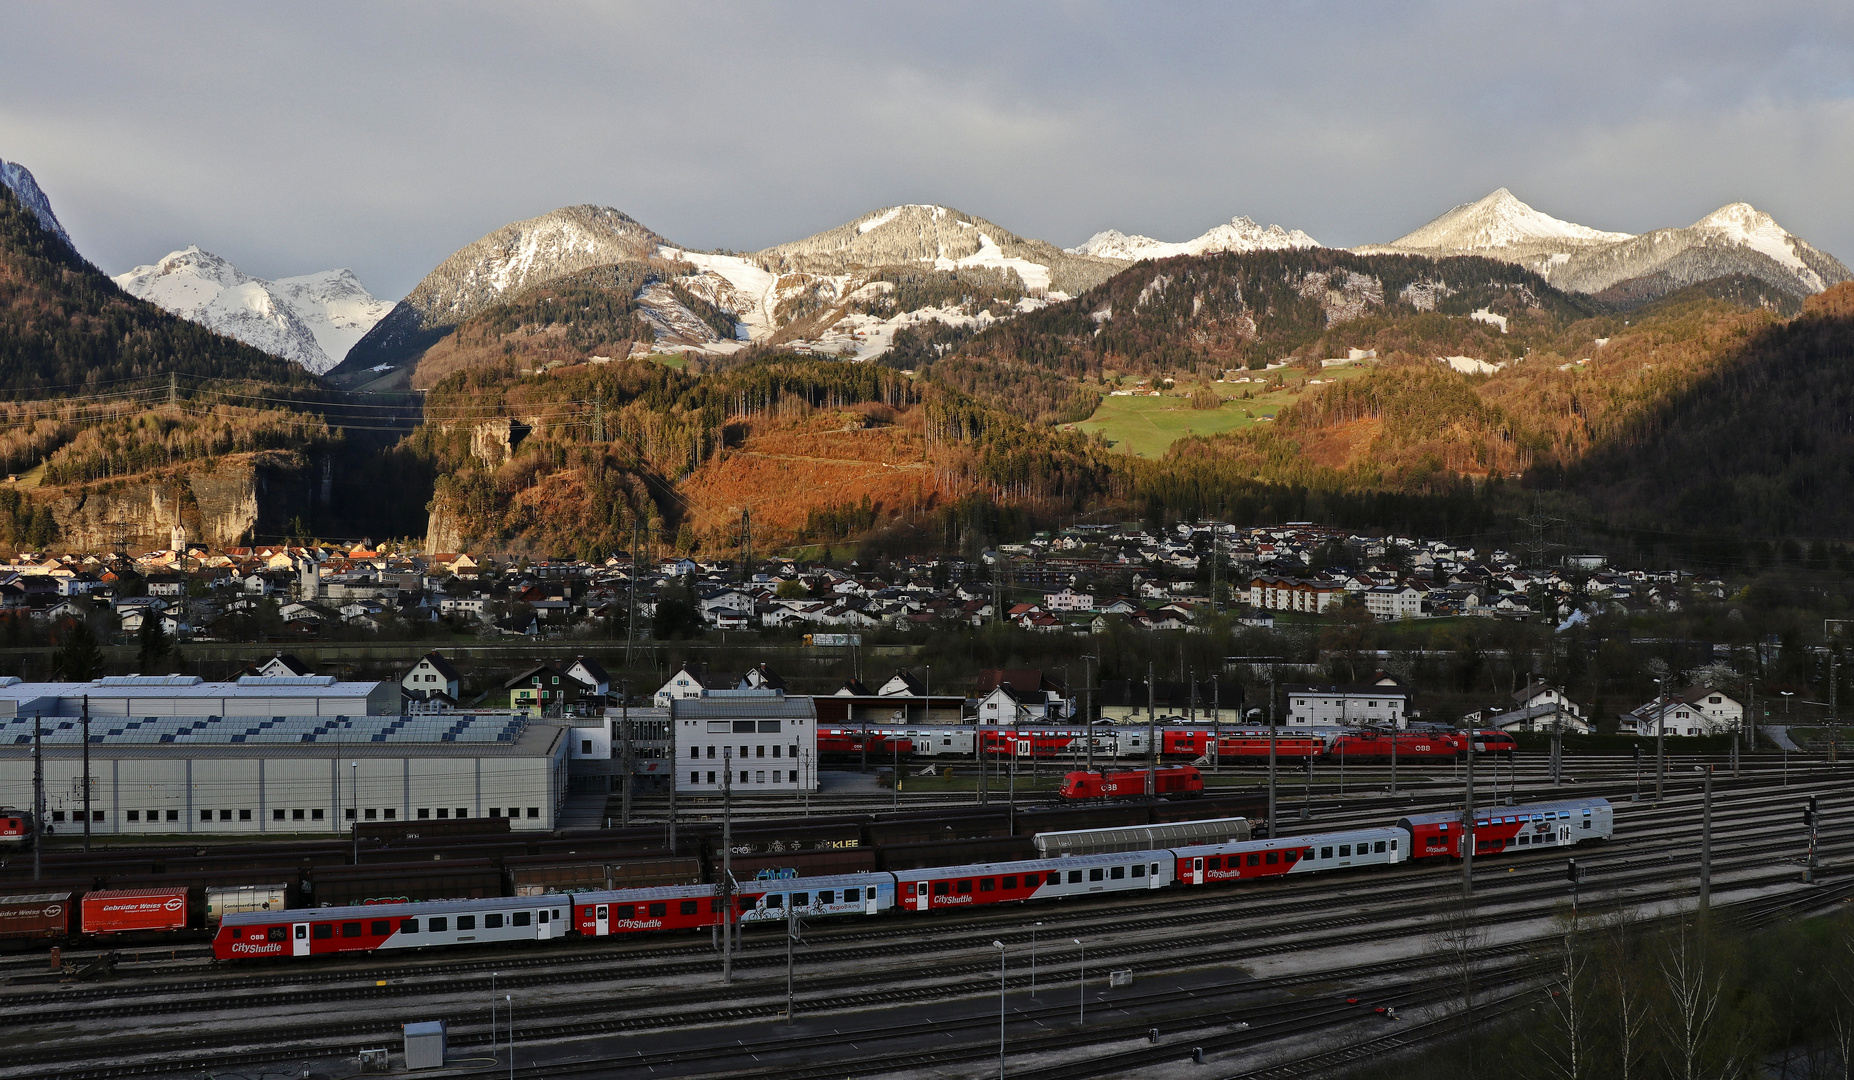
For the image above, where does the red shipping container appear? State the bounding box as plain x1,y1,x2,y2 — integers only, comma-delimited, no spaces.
82,888,189,934
0,892,73,940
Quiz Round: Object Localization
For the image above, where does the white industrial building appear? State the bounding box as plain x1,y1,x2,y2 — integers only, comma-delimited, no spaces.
0,676,568,834
1285,674,1414,728
672,691,818,795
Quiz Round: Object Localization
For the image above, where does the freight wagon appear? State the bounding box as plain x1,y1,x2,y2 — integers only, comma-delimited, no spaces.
82,888,189,935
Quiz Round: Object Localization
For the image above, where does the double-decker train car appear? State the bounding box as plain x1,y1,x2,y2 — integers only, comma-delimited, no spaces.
1397,797,1613,860
1172,827,1406,885
214,894,572,959
1058,766,1203,801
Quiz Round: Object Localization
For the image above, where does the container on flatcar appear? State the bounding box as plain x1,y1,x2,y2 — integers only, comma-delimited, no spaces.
0,891,73,940
82,887,190,934
204,884,289,924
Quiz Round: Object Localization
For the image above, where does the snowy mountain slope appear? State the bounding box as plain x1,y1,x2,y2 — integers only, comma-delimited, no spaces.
0,157,73,250
1362,189,1850,304
759,204,1124,297
334,205,675,377
1370,188,1632,253
112,247,389,374
1067,216,1321,261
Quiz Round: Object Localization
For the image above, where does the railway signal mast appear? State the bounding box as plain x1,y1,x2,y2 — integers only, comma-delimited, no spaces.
1804,795,1820,884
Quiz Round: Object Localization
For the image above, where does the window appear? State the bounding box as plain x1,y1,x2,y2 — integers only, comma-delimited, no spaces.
583,741,593,755
1389,840,1397,851
933,881,949,896
755,771,766,783
365,809,377,820
436,808,449,819
1246,853,1261,867
51,811,63,823
1001,876,1017,890
401,919,420,933
789,770,797,783
1110,866,1125,880
1374,841,1387,854
1339,845,1351,857
1265,852,1279,865
345,808,356,821
758,720,782,733
167,809,178,821
312,923,333,939
979,878,995,892
756,745,766,758
292,809,306,821
956,880,973,895
342,922,363,937
706,771,715,784
1087,867,1104,882
1320,847,1333,859
429,917,447,932
791,745,800,758
1068,870,1082,884
384,809,396,820
739,745,749,758
267,926,288,942
819,890,835,905
512,911,530,927
128,810,139,822
772,745,781,759
680,900,698,915
457,916,476,931
740,771,749,785
1131,863,1145,877
527,808,539,819
691,746,701,760
648,902,667,917
202,809,213,822
240,809,253,821
706,746,716,759
371,920,392,936
311,809,324,821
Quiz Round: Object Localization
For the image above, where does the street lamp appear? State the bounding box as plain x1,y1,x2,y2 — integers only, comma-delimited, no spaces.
993,940,1007,1080
350,761,359,862
505,994,514,1080
1074,938,1086,1025
1782,690,1795,715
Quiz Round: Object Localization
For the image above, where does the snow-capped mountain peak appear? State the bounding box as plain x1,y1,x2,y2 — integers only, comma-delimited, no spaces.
113,247,391,375
1385,188,1632,251
0,157,73,249
1066,215,1321,260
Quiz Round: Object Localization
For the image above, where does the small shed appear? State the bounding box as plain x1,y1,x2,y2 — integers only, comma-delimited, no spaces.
403,1021,446,1070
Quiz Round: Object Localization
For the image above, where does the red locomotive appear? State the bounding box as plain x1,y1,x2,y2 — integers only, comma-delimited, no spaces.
1058,765,1203,801
1324,730,1465,763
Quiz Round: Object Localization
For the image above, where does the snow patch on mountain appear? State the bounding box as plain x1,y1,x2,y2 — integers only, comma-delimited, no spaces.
1068,216,1321,260
1692,203,1813,278
113,247,389,374
659,247,780,341
931,231,1055,294
0,158,73,248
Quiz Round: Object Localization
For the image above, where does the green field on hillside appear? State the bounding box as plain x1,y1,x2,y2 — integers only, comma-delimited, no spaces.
1068,363,1375,458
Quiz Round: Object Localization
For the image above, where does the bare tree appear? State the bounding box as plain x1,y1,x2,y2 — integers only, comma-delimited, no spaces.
1532,933,1589,1080
1657,924,1741,1080
1429,899,1488,1078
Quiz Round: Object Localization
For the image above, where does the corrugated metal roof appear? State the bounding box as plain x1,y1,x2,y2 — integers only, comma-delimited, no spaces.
671,696,816,720
0,710,534,749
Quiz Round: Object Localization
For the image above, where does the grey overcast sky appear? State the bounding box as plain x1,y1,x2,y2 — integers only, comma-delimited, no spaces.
4,1,1852,299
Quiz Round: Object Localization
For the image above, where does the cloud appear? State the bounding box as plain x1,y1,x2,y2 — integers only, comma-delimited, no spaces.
2,1,1850,298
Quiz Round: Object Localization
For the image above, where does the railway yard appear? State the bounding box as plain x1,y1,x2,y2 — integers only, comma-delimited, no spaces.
1,748,1846,1080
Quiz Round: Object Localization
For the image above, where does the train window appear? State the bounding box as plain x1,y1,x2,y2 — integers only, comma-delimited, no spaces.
429,917,447,932
648,902,667,917
312,923,333,939
1265,852,1279,865
1583,820,1591,829
1151,863,1160,877
1068,870,1083,884
1374,842,1386,854
1320,847,1332,859
1110,866,1125,880
400,919,419,934
485,914,504,929
514,911,531,926
371,920,392,936
1285,850,1300,863
1247,854,1261,867
819,890,835,905
681,901,698,915
456,916,475,931
1131,864,1145,877
1207,857,1221,870
931,881,950,896
611,906,632,920
979,879,994,892
867,887,878,901
341,922,363,938
1001,876,1017,890
1339,845,1352,857
1389,840,1397,850
267,926,288,942
1518,834,1529,845
766,893,787,910
956,880,972,895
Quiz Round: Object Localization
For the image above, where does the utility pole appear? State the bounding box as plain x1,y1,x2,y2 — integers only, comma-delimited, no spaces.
1146,660,1156,795
1081,654,1097,772
1267,665,1278,839
81,696,91,851
667,705,678,855
619,685,633,827
1655,712,1665,804
32,713,43,883
1461,737,1476,900
721,747,734,983
1699,767,1712,913
626,519,640,664
785,903,798,1023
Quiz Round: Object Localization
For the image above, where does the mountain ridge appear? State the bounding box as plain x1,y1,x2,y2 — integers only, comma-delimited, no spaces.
1067,216,1321,261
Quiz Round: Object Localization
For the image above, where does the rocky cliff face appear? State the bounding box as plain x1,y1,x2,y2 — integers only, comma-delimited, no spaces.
45,451,312,549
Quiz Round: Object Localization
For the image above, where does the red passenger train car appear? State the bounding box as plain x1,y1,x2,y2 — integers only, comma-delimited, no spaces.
1160,729,1326,762
1171,827,1407,885
1397,797,1614,859
1058,766,1203,801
